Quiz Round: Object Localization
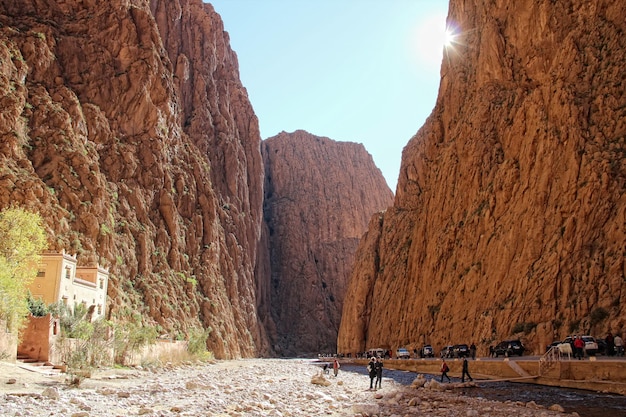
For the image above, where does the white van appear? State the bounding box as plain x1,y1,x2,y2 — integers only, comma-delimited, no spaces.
367,348,386,358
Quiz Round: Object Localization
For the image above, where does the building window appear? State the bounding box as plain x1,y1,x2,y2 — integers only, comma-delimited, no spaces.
37,270,45,277
62,296,68,306
65,267,71,279
97,304,102,315
99,279,104,289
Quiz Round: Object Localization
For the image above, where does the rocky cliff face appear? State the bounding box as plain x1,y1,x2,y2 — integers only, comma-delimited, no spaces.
0,0,268,358
262,131,393,356
338,0,626,356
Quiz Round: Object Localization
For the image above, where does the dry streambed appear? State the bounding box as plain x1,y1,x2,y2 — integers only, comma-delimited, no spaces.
1,359,575,416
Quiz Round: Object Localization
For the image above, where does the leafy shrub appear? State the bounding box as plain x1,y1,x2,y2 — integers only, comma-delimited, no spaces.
0,207,46,332
49,301,93,338
512,323,525,334
589,307,609,327
113,320,157,365
569,319,581,334
187,326,212,359
27,293,48,317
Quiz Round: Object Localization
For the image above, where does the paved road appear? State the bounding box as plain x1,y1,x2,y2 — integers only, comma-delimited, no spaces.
384,355,626,361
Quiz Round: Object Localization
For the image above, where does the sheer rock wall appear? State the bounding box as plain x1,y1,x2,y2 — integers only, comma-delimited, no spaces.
338,0,626,356
0,0,268,358
262,131,393,356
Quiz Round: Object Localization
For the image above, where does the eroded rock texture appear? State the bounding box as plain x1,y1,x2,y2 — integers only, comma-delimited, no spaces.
0,0,268,358
262,131,393,356
338,0,626,356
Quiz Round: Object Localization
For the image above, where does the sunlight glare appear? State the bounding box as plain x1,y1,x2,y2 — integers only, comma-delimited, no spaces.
443,27,455,48
412,13,455,70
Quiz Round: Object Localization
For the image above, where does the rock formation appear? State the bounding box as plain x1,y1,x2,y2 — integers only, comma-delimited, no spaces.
338,0,626,356
0,0,268,358
262,131,393,356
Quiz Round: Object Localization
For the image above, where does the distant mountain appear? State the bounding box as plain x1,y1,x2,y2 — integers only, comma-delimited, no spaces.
260,130,393,356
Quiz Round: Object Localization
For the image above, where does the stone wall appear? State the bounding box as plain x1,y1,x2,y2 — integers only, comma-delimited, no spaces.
0,319,17,361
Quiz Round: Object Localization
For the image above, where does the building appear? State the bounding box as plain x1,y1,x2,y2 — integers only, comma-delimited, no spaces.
29,250,109,319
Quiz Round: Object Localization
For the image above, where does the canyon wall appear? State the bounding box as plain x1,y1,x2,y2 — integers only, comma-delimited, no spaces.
338,0,626,356
0,0,268,358
262,131,393,356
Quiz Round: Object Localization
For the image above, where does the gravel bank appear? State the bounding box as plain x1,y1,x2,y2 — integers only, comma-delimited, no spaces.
1,359,576,416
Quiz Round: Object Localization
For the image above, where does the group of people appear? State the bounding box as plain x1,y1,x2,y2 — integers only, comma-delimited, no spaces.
440,357,473,383
322,359,341,377
367,356,384,389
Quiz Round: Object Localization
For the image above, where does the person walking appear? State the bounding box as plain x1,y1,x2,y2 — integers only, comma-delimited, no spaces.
367,357,377,389
615,334,624,356
333,358,340,377
440,360,451,382
461,357,473,382
375,357,384,389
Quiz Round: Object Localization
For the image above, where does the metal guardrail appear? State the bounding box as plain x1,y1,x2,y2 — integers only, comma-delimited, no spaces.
539,346,561,375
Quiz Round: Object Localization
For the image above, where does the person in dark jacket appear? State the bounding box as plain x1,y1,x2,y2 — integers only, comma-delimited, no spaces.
367,357,377,389
461,357,473,382
470,342,477,359
606,333,615,357
375,357,383,389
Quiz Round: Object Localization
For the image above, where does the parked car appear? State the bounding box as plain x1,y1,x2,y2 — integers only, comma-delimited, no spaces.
563,336,599,356
452,344,470,358
493,340,525,357
440,345,454,358
396,348,410,359
367,348,386,358
596,338,608,355
546,341,561,352
420,345,434,358
581,336,599,355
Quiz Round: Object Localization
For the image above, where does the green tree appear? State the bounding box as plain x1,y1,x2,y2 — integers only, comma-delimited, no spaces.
0,207,47,332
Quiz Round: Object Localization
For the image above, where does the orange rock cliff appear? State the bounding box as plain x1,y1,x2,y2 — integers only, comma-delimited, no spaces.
0,0,393,358
261,131,393,356
338,0,626,356
0,0,266,358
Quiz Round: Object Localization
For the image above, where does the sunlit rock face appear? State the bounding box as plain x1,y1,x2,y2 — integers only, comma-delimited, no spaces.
0,0,269,358
338,0,626,356
262,131,393,356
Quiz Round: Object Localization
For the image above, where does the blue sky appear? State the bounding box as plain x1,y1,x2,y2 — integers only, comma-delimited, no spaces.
209,1,450,191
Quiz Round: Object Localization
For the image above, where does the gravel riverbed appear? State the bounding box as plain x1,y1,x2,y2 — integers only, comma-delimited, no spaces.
1,358,577,416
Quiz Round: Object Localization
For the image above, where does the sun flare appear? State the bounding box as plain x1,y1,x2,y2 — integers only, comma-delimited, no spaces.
413,14,458,69
443,27,455,48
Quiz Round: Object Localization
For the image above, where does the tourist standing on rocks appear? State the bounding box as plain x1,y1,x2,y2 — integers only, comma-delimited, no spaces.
367,357,377,389
333,358,340,377
440,360,451,382
375,357,383,389
573,335,585,359
461,358,473,382
615,333,624,356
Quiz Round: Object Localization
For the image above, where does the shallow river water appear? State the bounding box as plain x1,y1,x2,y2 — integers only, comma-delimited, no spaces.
341,364,626,417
